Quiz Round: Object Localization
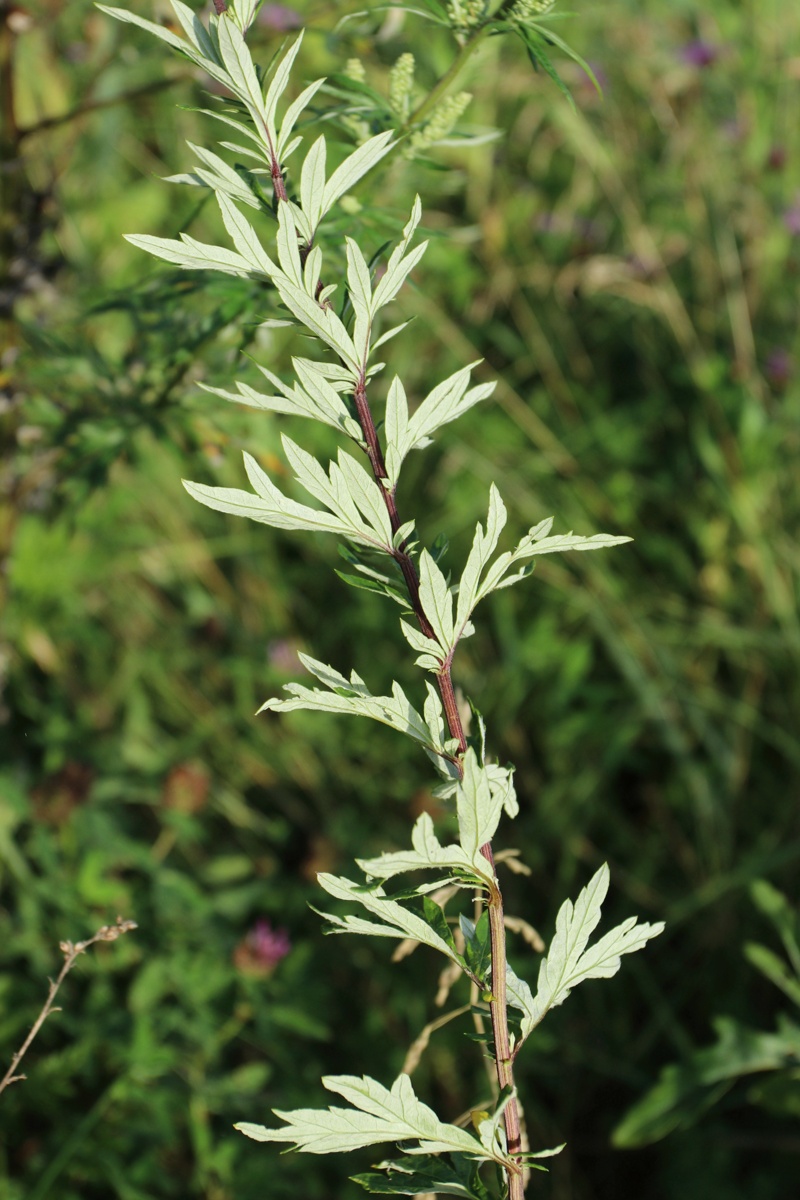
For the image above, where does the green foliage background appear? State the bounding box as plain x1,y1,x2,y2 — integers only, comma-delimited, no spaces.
1,1,799,1197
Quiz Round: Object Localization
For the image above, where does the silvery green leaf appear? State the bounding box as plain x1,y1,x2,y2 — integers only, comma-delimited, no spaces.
370,320,412,356
357,813,490,886
124,233,253,277
169,0,220,64
477,521,632,603
259,654,439,750
486,763,518,820
393,519,416,550
216,194,276,274
184,453,351,537
418,549,454,651
216,139,263,161
280,134,302,161
291,359,362,438
423,682,447,751
194,106,262,150
346,238,374,361
384,375,410,486
372,197,427,312
277,437,391,548
275,200,304,285
277,78,327,159
372,240,427,312
264,32,305,144
455,484,507,635
303,243,323,298
227,0,260,34
196,106,264,150
371,195,424,309
457,749,503,865
236,1073,495,1161
408,364,495,451
265,215,359,369
299,136,327,236
216,11,267,124
321,130,396,214
508,865,664,1042
477,1090,515,1159
399,618,445,672
179,142,260,207
98,4,203,61
336,449,393,544
316,875,471,976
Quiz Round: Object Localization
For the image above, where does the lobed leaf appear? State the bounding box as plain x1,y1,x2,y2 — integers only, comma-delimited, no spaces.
315,875,470,975
456,749,504,864
258,654,448,756
236,1073,498,1161
506,865,664,1043
357,812,492,887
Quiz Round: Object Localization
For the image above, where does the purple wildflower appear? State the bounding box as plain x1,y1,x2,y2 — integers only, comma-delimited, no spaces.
782,198,800,235
234,919,291,976
680,40,719,69
258,4,302,31
764,348,793,387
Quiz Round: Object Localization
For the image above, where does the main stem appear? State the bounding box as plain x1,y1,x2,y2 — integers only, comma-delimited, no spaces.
354,375,525,1197
268,113,525,1200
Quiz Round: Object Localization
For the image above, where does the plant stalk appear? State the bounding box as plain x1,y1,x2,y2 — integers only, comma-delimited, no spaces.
268,86,525,1196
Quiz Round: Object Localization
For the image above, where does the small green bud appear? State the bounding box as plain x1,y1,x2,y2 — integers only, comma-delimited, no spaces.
345,57,366,84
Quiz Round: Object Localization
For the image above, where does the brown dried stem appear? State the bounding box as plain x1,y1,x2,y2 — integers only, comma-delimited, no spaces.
0,917,137,1097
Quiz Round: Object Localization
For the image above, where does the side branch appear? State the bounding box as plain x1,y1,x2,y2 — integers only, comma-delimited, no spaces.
0,917,137,1098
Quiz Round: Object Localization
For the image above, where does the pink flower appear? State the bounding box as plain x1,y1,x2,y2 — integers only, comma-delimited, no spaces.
234,919,291,976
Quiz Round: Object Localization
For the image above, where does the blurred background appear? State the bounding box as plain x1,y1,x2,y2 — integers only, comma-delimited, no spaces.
1,1,799,1197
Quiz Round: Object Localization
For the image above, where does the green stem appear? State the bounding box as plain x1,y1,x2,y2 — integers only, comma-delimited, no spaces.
403,25,491,132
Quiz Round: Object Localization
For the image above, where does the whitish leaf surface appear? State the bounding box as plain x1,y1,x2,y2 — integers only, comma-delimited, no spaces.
436,761,518,821
357,813,493,887
200,361,362,441
258,654,448,755
418,549,454,652
183,453,387,549
385,364,495,482
506,865,664,1042
477,523,633,605
124,233,255,278
99,4,202,61
236,1073,501,1161
455,484,507,635
277,77,327,159
216,12,266,127
264,32,305,143
321,131,395,214
456,749,504,864
372,196,427,313
315,875,469,973
217,194,275,274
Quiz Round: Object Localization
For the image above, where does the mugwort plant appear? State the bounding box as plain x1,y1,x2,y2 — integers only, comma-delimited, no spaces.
101,2,663,1195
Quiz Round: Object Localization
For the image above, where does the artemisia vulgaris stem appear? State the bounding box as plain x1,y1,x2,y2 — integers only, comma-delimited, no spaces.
269,150,526,1196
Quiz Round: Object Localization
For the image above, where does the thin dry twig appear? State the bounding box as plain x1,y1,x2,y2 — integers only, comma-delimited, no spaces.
0,916,137,1097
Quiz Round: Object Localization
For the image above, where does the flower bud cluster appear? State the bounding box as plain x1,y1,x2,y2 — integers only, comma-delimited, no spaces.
510,0,556,21
447,0,486,32
389,52,415,123
341,58,372,144
409,91,472,154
